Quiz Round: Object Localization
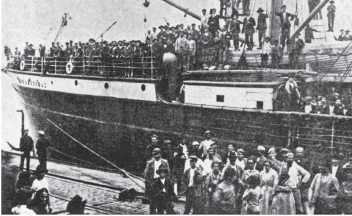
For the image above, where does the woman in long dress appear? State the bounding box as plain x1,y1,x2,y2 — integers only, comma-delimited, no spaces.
270,164,296,214
308,158,340,214
212,166,237,214
259,160,278,214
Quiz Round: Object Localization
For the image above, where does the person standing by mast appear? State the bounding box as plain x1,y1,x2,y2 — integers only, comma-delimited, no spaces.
8,129,34,171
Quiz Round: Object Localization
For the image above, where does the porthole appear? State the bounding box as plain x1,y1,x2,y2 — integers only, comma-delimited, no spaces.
104,83,109,89
141,84,146,91
51,81,53,85
75,80,78,86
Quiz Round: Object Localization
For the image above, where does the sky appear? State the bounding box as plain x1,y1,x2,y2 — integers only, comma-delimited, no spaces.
2,0,352,53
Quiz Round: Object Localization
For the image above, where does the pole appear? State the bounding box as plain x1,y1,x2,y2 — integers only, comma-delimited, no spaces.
160,0,201,20
16,110,24,136
330,120,335,155
96,21,117,41
289,0,330,41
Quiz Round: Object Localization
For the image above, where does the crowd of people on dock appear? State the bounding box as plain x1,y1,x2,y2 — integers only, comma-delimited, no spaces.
4,0,350,73
144,131,352,214
7,130,87,215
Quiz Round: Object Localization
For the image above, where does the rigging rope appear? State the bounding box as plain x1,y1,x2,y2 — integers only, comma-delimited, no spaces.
47,118,145,190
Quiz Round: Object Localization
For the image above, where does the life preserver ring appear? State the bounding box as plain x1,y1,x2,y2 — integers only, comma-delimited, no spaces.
66,61,73,74
20,60,26,71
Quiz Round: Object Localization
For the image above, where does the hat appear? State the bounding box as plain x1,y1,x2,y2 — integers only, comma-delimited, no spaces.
152,148,162,154
268,147,276,153
202,9,206,12
38,131,45,135
164,25,169,29
245,9,251,13
280,148,290,154
70,40,73,43
237,149,244,153
204,130,211,136
35,165,48,173
343,165,352,173
159,25,164,29
341,29,345,32
304,96,312,102
224,65,231,70
151,134,159,139
164,140,171,144
286,152,294,158
295,147,304,154
89,38,95,43
66,195,87,214
102,40,108,44
192,141,200,146
281,5,286,8
257,146,265,151
209,66,216,71
346,30,350,32
24,129,29,133
156,164,168,175
65,42,69,44
189,155,198,161
257,8,264,13
192,23,196,26
29,44,33,47
330,1,334,3
265,36,271,40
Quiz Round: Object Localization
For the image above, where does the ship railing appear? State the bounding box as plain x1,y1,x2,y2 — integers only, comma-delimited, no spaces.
17,56,162,79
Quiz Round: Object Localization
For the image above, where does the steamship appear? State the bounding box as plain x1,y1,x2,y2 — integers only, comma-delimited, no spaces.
2,0,352,173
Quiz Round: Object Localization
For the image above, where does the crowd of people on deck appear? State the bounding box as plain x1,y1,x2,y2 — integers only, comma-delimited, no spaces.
144,130,352,214
5,1,349,73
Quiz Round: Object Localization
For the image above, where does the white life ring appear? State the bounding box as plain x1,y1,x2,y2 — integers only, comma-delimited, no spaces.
66,61,73,74
20,60,26,71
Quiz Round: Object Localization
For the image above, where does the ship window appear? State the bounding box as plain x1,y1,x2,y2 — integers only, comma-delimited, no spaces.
257,101,263,109
141,84,146,91
104,83,109,89
75,80,78,86
216,95,224,102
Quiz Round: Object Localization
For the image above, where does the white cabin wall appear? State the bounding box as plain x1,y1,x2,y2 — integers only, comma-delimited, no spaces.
184,84,273,110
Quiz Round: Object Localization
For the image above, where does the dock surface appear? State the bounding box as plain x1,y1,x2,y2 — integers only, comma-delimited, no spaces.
2,151,185,214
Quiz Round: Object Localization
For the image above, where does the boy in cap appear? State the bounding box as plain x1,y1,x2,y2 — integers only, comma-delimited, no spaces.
183,155,205,214
36,131,50,170
327,1,336,32
199,130,215,159
261,37,271,68
31,165,50,202
343,30,352,41
150,164,176,214
335,29,345,41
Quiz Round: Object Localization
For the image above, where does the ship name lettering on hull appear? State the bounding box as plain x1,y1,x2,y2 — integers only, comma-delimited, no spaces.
17,77,46,88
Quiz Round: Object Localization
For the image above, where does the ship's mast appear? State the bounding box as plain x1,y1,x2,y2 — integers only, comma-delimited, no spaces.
159,0,201,20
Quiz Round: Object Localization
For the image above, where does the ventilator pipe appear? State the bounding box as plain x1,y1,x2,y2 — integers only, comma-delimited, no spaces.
16,110,24,136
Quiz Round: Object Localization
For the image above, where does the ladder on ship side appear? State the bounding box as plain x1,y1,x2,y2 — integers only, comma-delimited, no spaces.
309,16,328,43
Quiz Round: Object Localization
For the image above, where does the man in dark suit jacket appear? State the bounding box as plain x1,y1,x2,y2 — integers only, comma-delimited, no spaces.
275,5,295,49
242,10,256,50
221,143,236,165
143,147,170,213
150,164,176,214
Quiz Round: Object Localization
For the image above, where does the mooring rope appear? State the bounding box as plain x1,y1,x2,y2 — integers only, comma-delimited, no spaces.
47,118,145,190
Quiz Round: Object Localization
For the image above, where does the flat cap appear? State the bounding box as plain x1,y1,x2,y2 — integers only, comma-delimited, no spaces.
192,141,200,146
257,146,265,151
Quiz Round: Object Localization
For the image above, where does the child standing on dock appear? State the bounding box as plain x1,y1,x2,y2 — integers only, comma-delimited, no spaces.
150,164,176,214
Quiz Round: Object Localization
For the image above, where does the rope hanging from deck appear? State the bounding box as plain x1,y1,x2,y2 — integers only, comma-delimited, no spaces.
47,118,146,191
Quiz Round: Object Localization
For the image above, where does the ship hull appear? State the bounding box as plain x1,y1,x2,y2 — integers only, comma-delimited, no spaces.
6,69,352,174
